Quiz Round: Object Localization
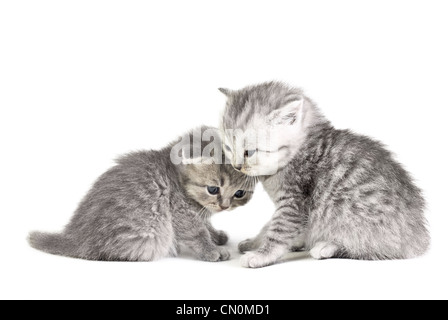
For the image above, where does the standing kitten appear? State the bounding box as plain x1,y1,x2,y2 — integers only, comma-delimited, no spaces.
220,82,429,268
29,127,254,262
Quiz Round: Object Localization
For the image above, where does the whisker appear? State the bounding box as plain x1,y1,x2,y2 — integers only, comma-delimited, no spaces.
202,207,210,221
249,177,254,191
241,177,247,191
196,206,208,222
243,176,251,191
250,176,259,191
203,206,213,220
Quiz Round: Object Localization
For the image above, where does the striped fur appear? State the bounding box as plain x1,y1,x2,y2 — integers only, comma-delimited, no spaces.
29,127,254,262
220,82,430,268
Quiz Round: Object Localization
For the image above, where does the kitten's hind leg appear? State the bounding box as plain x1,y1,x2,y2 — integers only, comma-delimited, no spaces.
238,222,270,253
310,241,340,260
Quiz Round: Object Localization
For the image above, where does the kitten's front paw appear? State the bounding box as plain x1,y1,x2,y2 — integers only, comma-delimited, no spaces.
200,247,231,262
213,231,229,246
240,252,277,269
217,247,231,261
238,238,257,253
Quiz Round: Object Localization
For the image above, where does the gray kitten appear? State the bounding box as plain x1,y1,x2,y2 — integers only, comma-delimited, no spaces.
29,127,254,262
220,82,429,268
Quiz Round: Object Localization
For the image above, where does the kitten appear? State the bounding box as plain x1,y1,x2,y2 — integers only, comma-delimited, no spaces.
28,127,254,262
220,82,430,268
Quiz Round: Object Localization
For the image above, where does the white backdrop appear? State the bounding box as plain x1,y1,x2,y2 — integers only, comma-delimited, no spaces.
1,0,447,300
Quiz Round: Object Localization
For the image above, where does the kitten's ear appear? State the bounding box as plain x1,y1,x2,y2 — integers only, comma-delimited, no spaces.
268,99,304,126
218,88,232,97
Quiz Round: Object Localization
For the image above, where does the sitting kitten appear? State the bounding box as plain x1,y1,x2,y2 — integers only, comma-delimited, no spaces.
219,82,430,268
29,127,254,262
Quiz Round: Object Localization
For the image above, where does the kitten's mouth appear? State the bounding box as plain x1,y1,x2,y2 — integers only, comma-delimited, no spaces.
208,206,224,213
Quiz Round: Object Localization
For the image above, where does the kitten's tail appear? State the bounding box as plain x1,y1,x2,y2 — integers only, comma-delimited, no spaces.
28,231,75,257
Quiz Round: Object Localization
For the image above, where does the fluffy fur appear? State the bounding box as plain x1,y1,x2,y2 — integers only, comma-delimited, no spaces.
29,127,254,262
220,81,430,268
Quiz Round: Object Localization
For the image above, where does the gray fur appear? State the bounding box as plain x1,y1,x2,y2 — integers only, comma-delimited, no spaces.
29,127,254,262
220,82,430,268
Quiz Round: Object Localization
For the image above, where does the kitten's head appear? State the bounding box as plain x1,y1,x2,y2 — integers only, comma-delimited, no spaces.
219,81,319,176
181,162,255,213
175,127,255,213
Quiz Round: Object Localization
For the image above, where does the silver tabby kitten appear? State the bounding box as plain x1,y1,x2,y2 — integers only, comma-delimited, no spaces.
29,127,254,262
220,82,430,268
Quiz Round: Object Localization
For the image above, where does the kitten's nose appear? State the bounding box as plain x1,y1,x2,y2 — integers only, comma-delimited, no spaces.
234,165,242,171
220,205,230,210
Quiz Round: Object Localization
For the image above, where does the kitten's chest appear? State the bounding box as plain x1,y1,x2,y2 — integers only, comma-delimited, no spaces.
261,165,315,207
261,173,285,204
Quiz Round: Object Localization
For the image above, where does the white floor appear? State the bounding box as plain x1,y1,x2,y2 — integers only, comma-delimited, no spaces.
6,235,447,300
2,185,447,300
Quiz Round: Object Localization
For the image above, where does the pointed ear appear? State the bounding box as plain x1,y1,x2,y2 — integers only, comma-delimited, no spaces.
218,88,232,97
268,99,304,126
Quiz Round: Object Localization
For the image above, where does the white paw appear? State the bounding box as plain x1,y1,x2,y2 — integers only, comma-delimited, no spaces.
310,242,339,260
240,252,277,269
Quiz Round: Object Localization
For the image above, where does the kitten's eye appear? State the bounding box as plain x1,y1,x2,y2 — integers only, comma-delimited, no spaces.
244,150,257,158
234,190,246,199
207,186,220,195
